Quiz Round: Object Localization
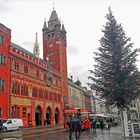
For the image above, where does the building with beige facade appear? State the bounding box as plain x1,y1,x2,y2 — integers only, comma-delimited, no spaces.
68,78,92,112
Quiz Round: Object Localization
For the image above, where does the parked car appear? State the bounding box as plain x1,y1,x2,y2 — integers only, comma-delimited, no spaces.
2,118,23,132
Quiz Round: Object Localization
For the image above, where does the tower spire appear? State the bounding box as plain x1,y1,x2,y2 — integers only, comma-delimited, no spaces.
53,2,55,11
48,6,60,31
42,18,47,30
35,32,38,43
33,33,40,57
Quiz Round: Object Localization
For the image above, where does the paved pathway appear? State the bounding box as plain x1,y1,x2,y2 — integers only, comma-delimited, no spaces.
76,126,140,140
1,125,140,140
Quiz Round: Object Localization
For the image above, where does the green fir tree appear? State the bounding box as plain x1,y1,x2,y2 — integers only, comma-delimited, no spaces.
88,8,140,109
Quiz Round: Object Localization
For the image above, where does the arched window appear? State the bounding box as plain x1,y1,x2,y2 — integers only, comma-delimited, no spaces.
49,92,53,100
39,89,43,99
14,62,19,71
0,36,4,44
0,79,5,92
44,90,48,100
24,65,28,74
17,84,20,95
52,33,55,39
25,85,28,96
58,94,61,102
21,84,28,96
0,54,6,65
32,87,38,98
54,93,57,102
48,34,51,39
0,108,2,117
36,70,39,78
12,82,16,94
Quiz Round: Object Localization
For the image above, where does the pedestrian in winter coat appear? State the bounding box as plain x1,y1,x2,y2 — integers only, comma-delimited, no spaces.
91,119,97,131
73,118,81,140
0,118,3,132
84,117,90,130
44,118,47,126
68,115,74,140
69,114,81,140
100,119,104,130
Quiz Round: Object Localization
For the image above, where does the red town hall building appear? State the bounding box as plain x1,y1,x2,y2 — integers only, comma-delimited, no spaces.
0,9,68,127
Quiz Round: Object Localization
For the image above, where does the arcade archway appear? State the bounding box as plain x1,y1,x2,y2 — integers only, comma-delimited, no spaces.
35,106,42,126
46,107,51,125
55,108,59,125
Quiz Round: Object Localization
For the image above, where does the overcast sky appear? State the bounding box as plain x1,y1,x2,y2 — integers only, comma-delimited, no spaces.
0,0,140,87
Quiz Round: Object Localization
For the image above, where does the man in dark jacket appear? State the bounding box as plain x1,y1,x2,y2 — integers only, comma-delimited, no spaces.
69,114,81,140
0,118,3,133
73,118,81,140
68,115,74,140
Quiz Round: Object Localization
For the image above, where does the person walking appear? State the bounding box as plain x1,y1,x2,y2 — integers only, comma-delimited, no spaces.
85,117,90,130
68,114,74,140
77,114,81,139
68,114,81,140
100,119,104,130
91,119,97,132
44,118,47,126
0,118,3,133
73,115,81,140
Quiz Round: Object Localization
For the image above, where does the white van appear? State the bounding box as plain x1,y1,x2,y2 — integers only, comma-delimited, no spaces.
2,118,23,132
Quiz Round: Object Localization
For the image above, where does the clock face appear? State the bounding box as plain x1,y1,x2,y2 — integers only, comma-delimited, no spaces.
56,41,61,45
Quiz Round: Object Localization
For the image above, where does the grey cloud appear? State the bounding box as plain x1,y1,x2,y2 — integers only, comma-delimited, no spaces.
69,66,84,73
22,41,33,53
23,41,33,47
68,45,79,56
69,67,89,87
78,71,89,87
0,0,11,12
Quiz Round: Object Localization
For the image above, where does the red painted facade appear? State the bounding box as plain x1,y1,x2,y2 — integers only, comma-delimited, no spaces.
0,23,11,118
0,9,68,127
43,10,68,108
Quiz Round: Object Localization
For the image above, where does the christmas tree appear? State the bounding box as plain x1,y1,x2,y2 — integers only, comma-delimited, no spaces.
88,8,140,109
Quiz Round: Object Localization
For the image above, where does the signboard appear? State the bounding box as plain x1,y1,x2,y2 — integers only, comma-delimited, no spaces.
64,109,90,114
128,120,133,136
133,124,140,134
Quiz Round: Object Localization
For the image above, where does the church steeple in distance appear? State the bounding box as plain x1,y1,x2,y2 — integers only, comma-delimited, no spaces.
33,33,40,58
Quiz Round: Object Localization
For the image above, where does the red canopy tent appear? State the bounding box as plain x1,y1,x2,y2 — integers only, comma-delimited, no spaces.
64,109,91,114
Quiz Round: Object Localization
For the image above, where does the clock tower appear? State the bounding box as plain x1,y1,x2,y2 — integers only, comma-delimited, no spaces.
42,9,68,108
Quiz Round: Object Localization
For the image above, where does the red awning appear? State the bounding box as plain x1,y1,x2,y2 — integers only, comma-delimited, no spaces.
64,109,78,114
80,109,91,113
64,109,91,114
